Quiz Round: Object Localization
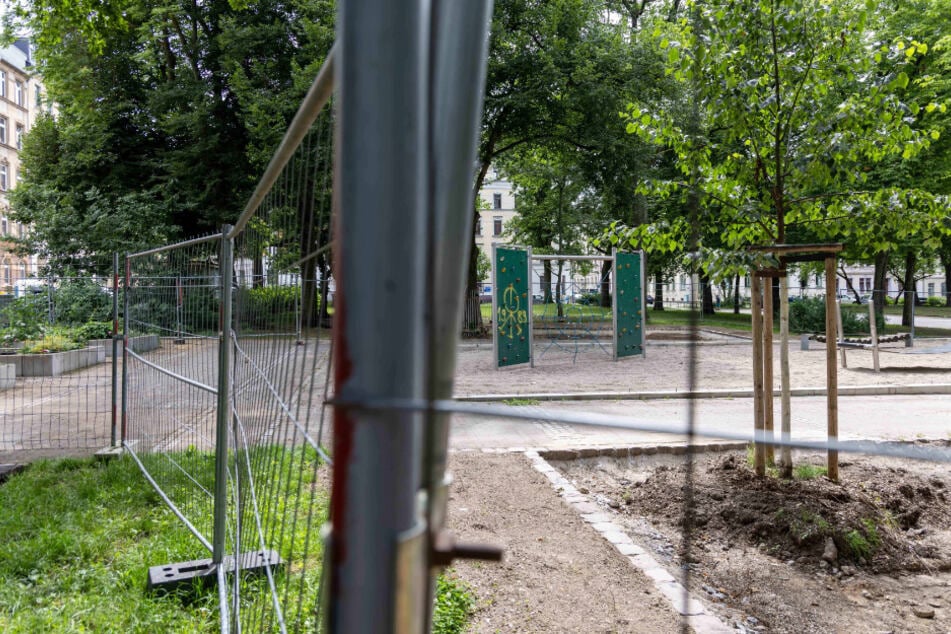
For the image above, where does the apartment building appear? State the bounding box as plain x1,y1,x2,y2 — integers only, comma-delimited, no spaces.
0,39,45,293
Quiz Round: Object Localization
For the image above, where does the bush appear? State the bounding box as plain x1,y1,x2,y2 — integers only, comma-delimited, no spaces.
926,296,945,307
576,291,601,306
54,279,113,325
788,297,873,334
237,285,300,331
0,294,48,343
21,334,83,354
70,321,113,344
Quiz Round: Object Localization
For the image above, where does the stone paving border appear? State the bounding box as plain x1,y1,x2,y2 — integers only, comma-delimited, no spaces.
456,382,951,402
523,446,737,634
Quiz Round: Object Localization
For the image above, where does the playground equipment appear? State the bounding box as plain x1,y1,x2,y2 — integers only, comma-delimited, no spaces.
492,246,645,368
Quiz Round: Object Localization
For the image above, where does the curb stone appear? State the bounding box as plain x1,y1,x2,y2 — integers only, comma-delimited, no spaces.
525,449,735,634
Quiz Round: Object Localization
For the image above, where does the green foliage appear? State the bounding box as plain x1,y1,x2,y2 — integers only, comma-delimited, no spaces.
432,574,474,634
609,0,950,283
237,285,299,332
70,321,113,343
21,333,83,354
788,298,868,334
53,279,112,325
0,294,47,343
6,0,334,263
926,296,945,306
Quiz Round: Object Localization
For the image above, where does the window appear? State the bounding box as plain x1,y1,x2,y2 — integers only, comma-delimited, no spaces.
492,193,502,209
14,80,23,107
859,278,866,292
0,165,7,191
0,71,6,98
15,124,23,150
34,85,41,108
493,216,502,236
475,219,482,236
1,219,7,235
0,117,7,145
928,282,935,297
19,263,25,279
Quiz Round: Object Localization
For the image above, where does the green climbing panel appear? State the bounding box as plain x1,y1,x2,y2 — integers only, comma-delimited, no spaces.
614,251,644,358
494,246,531,368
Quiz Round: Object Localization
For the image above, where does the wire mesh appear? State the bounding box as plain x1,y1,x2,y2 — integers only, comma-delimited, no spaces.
224,107,335,633
123,234,225,549
0,267,118,456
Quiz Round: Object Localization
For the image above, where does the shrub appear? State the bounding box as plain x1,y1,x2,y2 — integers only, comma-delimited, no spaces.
21,334,83,354
70,321,113,344
0,294,48,343
53,279,113,325
237,285,300,331
788,297,871,334
926,296,945,307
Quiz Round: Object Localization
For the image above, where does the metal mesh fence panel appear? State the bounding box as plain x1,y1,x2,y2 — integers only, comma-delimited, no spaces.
123,234,225,550
222,107,335,631
0,260,119,456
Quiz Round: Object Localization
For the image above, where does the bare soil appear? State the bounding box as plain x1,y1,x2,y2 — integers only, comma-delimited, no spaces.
556,447,951,633
448,451,690,633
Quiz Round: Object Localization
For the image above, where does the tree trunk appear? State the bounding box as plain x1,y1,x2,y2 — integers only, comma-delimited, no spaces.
543,261,553,303
252,254,264,289
600,259,612,308
733,273,740,315
555,262,565,319
902,251,916,327
653,271,664,311
317,258,331,328
700,271,714,315
873,251,889,324
942,252,951,308
464,161,493,335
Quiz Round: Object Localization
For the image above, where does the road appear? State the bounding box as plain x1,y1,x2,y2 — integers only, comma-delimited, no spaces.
449,393,951,451
884,313,951,330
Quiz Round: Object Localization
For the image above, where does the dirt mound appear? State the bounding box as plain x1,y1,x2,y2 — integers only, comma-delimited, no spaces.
624,447,951,573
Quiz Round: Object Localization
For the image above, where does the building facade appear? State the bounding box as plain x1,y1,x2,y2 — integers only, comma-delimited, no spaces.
0,39,45,294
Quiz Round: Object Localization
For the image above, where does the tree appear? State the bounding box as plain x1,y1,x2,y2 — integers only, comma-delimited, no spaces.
6,0,333,269
607,0,948,476
466,0,666,331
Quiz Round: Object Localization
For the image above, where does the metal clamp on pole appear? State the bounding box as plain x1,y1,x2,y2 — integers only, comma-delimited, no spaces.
430,530,504,567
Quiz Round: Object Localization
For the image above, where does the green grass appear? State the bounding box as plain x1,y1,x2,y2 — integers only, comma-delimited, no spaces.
882,304,951,318
793,464,828,480
0,452,471,633
0,456,219,632
480,303,613,321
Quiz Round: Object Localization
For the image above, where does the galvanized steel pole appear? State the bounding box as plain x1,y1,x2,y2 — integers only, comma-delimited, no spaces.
424,0,494,608
111,252,119,447
330,1,429,631
213,227,234,565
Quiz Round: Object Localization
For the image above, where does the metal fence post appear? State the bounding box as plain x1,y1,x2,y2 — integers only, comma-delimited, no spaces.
424,1,496,620
121,255,131,444
213,226,235,566
111,252,119,447
331,1,428,630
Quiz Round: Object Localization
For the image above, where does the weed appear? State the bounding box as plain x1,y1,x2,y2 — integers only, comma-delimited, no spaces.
842,519,881,561
433,574,474,634
502,398,540,406
793,464,828,480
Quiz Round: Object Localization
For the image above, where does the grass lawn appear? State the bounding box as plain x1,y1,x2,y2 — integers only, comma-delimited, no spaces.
0,454,471,633
881,304,951,318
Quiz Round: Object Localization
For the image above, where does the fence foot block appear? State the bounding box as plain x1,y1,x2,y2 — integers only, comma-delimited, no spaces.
147,549,283,592
95,446,124,461
0,464,25,484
